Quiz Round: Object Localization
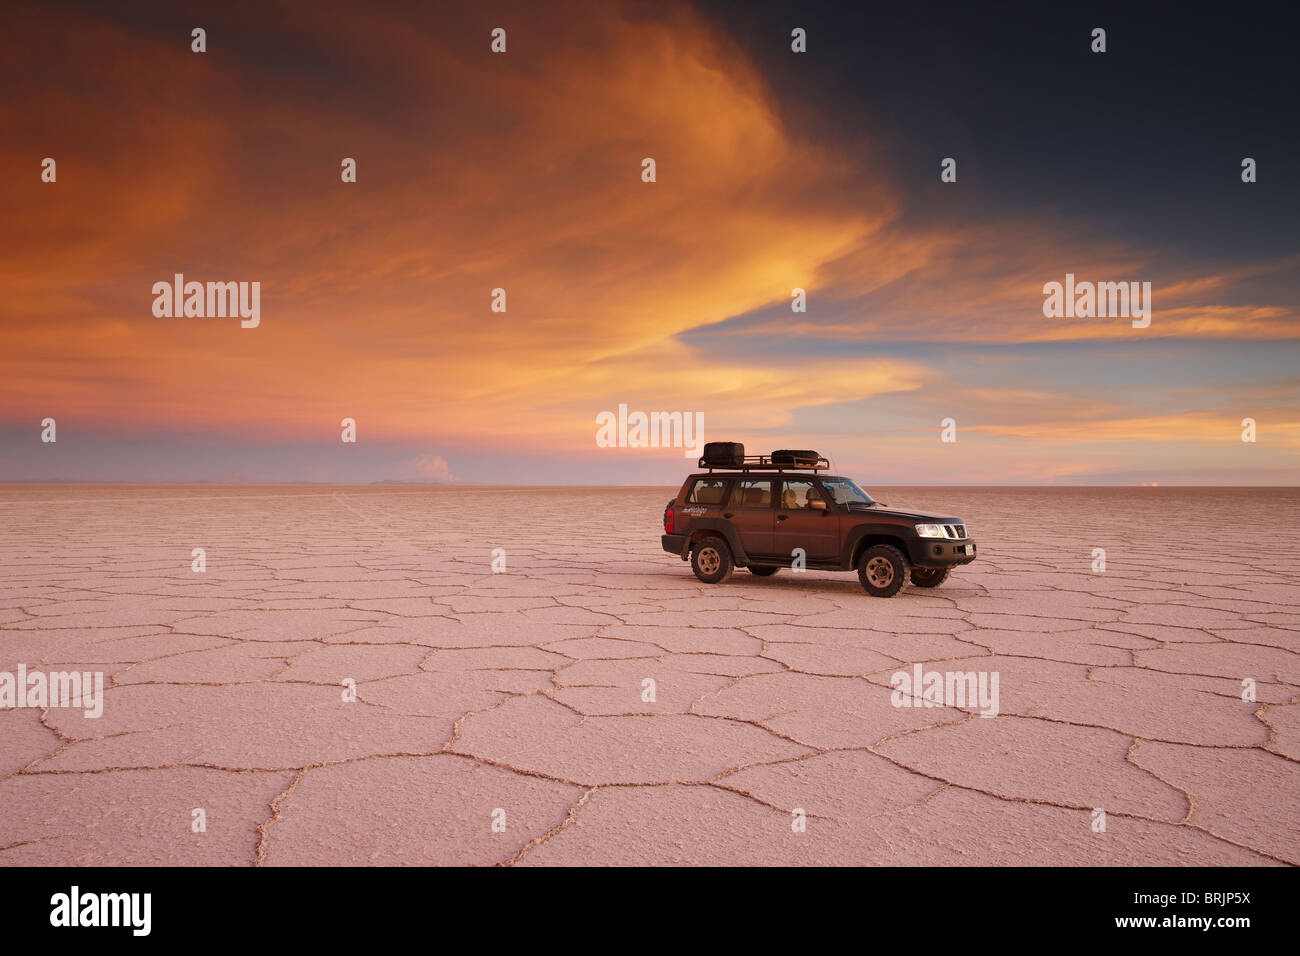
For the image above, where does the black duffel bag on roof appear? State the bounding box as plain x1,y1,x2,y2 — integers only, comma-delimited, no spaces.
701,442,745,467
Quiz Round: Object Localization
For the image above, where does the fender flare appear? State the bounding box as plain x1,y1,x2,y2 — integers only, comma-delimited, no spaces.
681,519,749,564
840,523,918,568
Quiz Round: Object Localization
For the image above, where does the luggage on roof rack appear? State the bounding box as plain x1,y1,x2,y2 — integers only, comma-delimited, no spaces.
770,449,821,467
701,441,745,468
696,445,830,472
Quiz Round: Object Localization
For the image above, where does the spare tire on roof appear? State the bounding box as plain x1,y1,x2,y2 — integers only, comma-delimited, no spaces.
770,449,820,466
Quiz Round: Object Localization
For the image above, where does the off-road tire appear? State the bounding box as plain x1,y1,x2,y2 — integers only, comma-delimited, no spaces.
747,565,780,577
691,536,734,584
858,544,908,597
910,566,951,588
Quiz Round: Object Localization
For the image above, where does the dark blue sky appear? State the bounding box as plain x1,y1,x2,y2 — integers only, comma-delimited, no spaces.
696,0,1299,259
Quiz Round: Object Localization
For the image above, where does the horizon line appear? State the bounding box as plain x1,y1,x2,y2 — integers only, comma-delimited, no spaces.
2,481,1297,489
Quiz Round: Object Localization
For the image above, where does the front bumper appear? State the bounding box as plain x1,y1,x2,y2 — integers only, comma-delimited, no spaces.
661,533,687,558
913,538,977,568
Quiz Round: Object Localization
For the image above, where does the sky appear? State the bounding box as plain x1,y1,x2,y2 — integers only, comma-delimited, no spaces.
2,0,1297,485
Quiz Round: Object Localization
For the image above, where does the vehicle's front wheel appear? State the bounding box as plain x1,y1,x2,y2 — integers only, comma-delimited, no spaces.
691,536,734,584
748,565,780,577
857,544,908,597
910,566,951,588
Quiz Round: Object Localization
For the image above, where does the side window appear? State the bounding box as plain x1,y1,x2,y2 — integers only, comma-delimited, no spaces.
731,479,773,508
780,479,819,510
687,478,729,506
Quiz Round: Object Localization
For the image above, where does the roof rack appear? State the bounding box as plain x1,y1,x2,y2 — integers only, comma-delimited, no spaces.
698,453,831,473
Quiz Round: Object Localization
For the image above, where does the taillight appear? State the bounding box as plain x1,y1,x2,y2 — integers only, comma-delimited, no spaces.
665,507,674,533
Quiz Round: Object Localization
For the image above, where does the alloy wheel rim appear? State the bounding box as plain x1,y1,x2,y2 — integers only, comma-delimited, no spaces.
699,548,721,574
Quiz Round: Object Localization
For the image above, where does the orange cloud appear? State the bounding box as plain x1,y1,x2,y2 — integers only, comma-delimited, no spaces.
0,1,905,450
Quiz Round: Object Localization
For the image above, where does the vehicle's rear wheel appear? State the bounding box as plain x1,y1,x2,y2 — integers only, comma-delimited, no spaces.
857,544,908,597
748,565,780,577
910,566,951,588
691,536,734,584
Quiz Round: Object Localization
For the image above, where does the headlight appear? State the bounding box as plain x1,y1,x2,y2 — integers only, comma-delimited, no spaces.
915,524,946,538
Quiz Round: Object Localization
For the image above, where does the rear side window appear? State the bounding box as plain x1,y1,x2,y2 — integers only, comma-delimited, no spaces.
731,479,773,508
687,478,729,506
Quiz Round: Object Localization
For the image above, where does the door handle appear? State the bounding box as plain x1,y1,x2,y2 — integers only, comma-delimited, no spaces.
777,514,789,521
723,513,733,519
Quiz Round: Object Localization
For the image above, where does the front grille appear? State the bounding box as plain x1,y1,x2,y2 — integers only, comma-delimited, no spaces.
943,524,966,539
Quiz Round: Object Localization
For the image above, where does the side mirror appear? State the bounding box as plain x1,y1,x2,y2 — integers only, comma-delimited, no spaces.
810,499,828,511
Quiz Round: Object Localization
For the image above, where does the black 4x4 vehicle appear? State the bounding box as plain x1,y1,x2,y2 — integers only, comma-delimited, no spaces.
661,443,976,597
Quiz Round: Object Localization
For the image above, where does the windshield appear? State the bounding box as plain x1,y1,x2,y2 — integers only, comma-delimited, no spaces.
820,478,876,506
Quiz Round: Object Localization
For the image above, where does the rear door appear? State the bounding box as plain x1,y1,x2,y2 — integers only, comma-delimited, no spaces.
725,478,775,557
773,478,840,562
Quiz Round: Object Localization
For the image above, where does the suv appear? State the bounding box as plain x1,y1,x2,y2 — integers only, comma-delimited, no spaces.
660,444,976,597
